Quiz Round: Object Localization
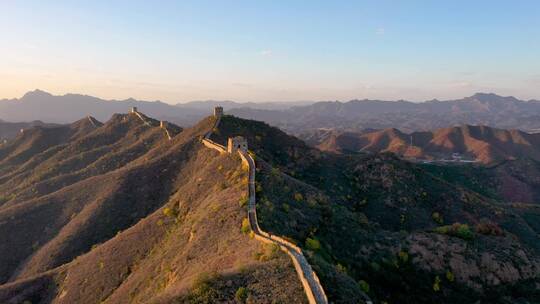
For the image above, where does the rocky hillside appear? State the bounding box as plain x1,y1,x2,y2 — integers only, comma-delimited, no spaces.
0,111,305,304
423,158,540,205
0,119,58,142
1,111,539,304
211,115,540,303
314,125,540,164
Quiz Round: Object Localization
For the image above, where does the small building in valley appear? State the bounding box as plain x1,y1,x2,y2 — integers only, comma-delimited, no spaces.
227,136,248,153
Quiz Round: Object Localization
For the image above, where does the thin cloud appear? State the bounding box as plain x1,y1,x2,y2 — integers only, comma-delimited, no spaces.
376,28,385,35
259,50,273,57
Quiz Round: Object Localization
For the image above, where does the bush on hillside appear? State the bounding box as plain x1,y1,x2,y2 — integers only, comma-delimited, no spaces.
235,287,248,303
358,280,370,293
241,218,250,234
188,272,220,303
434,223,474,240
432,212,444,224
475,221,504,236
163,207,177,217
238,196,249,207
305,237,321,251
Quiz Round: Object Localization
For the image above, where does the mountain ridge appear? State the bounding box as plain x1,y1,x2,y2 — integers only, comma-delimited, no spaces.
3,90,540,134
0,110,539,303
313,124,540,164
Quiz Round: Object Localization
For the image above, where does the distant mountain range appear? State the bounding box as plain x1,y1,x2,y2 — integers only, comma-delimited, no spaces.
0,89,308,126
229,93,540,133
3,90,540,136
309,125,540,164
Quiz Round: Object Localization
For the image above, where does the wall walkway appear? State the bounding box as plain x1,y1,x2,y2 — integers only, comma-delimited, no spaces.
202,115,328,304
131,110,173,141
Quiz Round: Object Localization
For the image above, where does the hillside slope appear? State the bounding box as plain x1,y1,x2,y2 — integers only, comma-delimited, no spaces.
211,115,540,303
0,112,306,303
315,125,540,164
0,119,58,141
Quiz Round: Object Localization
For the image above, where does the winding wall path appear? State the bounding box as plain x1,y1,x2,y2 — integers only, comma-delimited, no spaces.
202,115,328,304
131,110,173,141
131,111,153,127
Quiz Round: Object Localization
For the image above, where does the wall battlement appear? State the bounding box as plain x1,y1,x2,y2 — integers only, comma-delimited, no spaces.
227,136,248,153
214,106,223,118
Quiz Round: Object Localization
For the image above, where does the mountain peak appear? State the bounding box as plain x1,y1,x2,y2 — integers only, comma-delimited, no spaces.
468,92,518,103
21,89,53,100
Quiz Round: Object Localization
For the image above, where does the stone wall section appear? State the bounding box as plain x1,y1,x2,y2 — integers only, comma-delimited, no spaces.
202,110,328,304
87,116,99,127
130,109,153,127
159,121,173,140
129,108,173,140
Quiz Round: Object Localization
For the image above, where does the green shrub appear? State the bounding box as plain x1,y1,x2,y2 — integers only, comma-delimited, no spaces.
358,280,370,293
163,207,177,217
434,223,474,240
432,212,444,224
238,196,249,207
241,218,250,234
433,275,441,292
370,262,381,272
235,287,248,303
455,224,474,239
294,192,304,202
446,270,455,282
398,250,409,263
336,263,347,273
188,272,219,303
254,243,280,261
305,237,321,251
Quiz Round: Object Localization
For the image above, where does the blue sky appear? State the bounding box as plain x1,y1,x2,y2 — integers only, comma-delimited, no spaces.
1,1,539,102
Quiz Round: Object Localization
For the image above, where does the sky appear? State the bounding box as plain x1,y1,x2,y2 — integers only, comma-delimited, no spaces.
1,1,539,103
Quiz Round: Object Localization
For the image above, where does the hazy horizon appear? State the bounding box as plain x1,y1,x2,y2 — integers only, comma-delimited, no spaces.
3,88,540,105
1,1,539,103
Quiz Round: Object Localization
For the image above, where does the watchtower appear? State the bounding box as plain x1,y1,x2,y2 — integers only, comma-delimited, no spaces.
131,107,138,113
227,136,248,153
214,106,223,118
160,120,167,128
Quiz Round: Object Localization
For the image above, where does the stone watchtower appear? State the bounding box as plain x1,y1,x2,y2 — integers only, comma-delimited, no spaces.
131,107,138,113
227,136,248,153
214,106,223,118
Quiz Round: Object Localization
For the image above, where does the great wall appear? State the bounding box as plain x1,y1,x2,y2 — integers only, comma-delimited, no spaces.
130,107,173,141
202,107,329,304
128,106,328,303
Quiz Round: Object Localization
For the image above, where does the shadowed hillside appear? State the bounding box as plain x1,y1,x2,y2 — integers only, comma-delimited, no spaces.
0,119,58,142
211,115,540,303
